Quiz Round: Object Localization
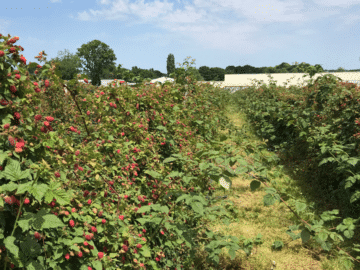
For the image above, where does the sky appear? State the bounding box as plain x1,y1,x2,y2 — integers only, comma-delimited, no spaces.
1,0,360,80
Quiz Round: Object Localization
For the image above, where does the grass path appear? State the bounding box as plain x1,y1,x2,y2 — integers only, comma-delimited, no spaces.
191,103,360,270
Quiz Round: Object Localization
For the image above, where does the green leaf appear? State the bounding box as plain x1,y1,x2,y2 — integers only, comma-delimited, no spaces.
199,162,210,171
234,166,248,175
144,170,162,179
24,260,45,270
0,182,18,192
20,234,42,257
250,180,261,191
140,245,151,257
263,193,280,206
346,157,359,167
191,202,204,215
1,159,31,181
163,157,177,163
300,229,311,243
28,183,48,202
0,151,10,165
137,205,152,214
43,182,71,205
318,157,335,166
318,231,329,242
321,241,332,251
295,202,307,214
16,182,33,195
92,260,102,270
18,208,65,231
350,191,360,204
4,236,20,258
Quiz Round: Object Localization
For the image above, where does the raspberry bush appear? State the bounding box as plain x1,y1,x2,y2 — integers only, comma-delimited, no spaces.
0,34,247,269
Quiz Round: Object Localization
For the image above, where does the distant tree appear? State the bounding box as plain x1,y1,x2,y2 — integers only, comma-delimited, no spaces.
185,67,204,81
45,49,84,81
75,40,117,87
198,66,212,81
225,65,236,74
209,67,225,81
275,62,291,72
166,54,175,78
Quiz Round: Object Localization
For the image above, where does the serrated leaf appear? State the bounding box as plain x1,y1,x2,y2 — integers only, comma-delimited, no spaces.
318,231,329,242
140,245,151,257
24,260,44,270
263,193,280,206
295,202,307,214
144,170,162,179
2,159,31,181
28,183,48,202
20,234,42,257
16,182,33,195
43,182,70,205
191,202,204,215
0,182,18,192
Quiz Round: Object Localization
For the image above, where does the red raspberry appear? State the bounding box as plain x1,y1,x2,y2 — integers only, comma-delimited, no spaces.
65,253,70,260
4,196,14,205
69,220,75,227
119,215,124,221
136,244,142,249
54,172,60,178
87,267,92,270
98,252,104,259
101,219,106,224
34,232,41,239
91,226,97,233
24,198,30,205
84,241,89,246
87,199,92,205
77,251,83,258
45,116,53,122
85,235,91,241
122,245,128,252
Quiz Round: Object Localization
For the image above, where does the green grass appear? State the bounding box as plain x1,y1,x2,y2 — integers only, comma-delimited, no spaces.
189,103,360,270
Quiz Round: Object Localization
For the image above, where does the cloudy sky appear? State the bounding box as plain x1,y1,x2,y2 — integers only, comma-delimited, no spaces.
1,0,360,78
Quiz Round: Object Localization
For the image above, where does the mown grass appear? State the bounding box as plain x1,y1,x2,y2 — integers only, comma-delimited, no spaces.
189,100,360,270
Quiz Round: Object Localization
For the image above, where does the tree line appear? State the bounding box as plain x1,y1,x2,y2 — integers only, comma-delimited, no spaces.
21,39,360,87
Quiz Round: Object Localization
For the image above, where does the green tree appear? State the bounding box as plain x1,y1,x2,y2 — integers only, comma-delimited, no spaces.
166,54,175,78
225,65,236,74
75,40,117,87
198,66,212,81
47,49,84,81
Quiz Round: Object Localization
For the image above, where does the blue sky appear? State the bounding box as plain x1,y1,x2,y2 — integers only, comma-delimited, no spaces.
1,0,360,77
